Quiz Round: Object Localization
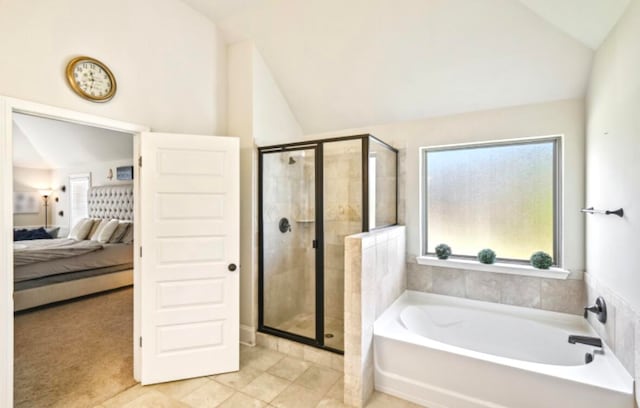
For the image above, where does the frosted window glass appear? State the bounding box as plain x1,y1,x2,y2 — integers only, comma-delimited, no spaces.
425,141,556,262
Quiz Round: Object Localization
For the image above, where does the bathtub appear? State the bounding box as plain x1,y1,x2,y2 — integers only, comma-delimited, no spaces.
374,291,634,408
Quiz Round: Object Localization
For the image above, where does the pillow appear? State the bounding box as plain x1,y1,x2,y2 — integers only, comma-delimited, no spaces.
13,229,27,241
88,219,106,240
120,223,134,244
45,227,60,239
14,227,52,241
93,219,120,243
108,221,132,243
68,218,94,240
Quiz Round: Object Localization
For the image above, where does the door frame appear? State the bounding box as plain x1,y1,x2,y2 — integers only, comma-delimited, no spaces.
0,96,149,408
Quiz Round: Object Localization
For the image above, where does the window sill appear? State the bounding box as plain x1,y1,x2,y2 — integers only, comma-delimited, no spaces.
415,256,570,280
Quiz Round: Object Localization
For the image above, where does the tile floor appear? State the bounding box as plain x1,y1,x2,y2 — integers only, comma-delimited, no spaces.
278,314,345,351
97,345,421,408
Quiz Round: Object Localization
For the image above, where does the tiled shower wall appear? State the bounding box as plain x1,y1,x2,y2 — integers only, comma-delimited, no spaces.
344,226,406,407
324,140,362,321
262,152,315,326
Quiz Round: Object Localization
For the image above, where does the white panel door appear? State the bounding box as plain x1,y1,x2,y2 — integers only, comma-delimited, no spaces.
140,132,239,385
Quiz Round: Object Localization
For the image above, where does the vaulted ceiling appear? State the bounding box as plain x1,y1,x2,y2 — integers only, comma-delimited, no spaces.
13,113,133,169
182,0,631,134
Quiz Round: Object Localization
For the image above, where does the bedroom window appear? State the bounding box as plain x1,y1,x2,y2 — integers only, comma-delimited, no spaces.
69,173,91,228
422,137,561,264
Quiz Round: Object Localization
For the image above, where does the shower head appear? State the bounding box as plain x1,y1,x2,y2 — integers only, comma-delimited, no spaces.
288,157,296,165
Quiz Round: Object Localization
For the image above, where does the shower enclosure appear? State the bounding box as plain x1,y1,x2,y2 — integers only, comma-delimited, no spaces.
258,134,398,353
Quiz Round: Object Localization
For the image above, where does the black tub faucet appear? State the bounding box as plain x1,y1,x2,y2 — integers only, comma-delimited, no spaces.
568,335,603,348
584,296,607,323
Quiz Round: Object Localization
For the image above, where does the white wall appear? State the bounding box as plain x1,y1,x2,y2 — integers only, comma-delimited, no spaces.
252,52,303,145
227,41,303,342
12,167,53,227
305,98,586,274
51,158,134,233
586,0,640,311
0,0,226,134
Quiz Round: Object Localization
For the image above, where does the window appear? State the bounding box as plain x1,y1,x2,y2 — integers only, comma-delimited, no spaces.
69,173,91,228
422,138,560,264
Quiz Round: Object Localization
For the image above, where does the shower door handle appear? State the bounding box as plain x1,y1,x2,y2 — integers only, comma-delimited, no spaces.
228,263,237,272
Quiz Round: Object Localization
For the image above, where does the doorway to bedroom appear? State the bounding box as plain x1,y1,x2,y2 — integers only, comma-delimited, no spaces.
11,112,137,407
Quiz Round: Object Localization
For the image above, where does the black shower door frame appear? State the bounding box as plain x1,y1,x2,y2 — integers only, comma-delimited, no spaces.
257,134,397,354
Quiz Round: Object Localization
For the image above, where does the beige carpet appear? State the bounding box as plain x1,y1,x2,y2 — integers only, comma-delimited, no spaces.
14,287,136,408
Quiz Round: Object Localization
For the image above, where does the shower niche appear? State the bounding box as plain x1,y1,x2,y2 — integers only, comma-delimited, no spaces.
258,134,397,353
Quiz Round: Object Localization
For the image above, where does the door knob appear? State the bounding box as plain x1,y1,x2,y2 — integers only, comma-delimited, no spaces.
228,263,237,272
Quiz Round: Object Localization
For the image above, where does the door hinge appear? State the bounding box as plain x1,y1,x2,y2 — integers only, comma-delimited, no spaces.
138,156,142,167
312,240,317,249
139,246,142,257
139,337,142,347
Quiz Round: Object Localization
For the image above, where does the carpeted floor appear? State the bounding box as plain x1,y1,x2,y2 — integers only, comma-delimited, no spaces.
14,287,136,408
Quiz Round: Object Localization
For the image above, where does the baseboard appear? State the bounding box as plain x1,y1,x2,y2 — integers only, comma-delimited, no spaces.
240,324,255,346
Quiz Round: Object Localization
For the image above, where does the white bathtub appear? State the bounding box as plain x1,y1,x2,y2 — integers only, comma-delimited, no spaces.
374,291,634,408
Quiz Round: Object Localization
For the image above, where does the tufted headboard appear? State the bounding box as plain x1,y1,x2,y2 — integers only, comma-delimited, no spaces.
87,184,134,221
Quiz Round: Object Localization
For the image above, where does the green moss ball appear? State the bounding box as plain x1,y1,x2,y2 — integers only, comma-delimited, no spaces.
530,251,553,269
435,244,452,260
477,248,496,264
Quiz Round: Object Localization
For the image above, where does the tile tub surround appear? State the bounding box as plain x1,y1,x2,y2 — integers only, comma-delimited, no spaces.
407,259,586,315
584,272,640,406
344,226,407,407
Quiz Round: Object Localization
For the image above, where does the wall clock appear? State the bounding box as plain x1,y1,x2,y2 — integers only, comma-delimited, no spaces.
65,56,117,102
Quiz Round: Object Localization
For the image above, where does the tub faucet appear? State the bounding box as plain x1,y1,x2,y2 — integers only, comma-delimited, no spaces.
568,335,602,348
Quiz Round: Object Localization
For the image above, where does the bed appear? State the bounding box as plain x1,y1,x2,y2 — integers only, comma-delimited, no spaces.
13,185,134,311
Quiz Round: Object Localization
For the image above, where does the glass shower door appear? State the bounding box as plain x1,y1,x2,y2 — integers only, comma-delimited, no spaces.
261,147,316,340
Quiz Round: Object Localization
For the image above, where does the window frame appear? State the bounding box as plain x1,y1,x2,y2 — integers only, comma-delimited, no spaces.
420,135,563,266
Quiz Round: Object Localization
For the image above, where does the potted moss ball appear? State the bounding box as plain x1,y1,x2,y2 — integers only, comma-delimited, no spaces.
530,251,553,269
435,244,452,260
477,248,496,264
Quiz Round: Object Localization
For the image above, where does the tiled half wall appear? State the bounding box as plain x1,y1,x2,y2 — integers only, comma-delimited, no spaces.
344,226,406,407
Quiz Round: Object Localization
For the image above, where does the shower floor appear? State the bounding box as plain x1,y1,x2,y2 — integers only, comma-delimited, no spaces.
278,313,344,351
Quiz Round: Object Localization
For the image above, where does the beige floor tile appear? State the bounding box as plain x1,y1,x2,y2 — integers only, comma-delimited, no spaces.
277,338,305,358
270,383,326,408
267,356,312,381
121,390,190,408
213,365,262,390
218,392,268,408
325,377,344,401
180,380,235,407
102,385,149,407
303,346,334,368
366,391,422,408
240,346,286,371
316,399,349,408
295,365,342,393
240,372,291,402
148,377,210,399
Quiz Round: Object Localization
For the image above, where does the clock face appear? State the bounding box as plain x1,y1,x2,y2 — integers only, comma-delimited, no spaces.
66,57,116,102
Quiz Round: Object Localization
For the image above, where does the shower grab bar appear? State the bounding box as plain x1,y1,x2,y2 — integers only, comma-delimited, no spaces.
580,207,624,217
